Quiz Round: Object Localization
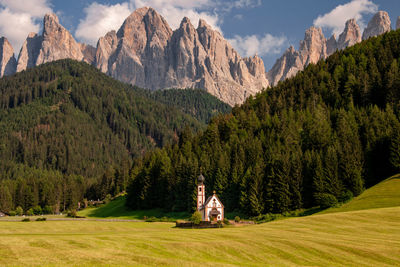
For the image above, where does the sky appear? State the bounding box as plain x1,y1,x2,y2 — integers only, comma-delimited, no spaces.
0,0,399,70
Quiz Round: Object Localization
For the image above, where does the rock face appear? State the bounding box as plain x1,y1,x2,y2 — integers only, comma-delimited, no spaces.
299,27,327,66
3,8,398,104
17,13,92,72
337,19,361,50
362,11,391,40
268,15,371,86
16,33,42,72
326,34,337,55
3,9,268,105
96,7,268,105
266,46,302,85
267,26,327,86
0,37,17,76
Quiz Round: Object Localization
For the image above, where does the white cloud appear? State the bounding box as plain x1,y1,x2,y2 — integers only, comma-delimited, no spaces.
0,0,52,51
229,34,287,57
0,0,52,17
75,2,132,46
313,0,378,36
233,0,261,9
75,0,223,45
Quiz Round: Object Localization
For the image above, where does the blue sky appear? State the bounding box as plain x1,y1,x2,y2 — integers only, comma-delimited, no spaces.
0,0,399,69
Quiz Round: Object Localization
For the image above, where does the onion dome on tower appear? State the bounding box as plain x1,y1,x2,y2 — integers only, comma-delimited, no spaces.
198,173,205,184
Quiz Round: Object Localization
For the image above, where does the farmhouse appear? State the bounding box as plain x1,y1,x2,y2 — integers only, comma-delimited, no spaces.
197,174,224,222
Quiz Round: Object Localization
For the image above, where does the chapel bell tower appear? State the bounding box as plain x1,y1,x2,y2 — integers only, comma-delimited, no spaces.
197,173,205,210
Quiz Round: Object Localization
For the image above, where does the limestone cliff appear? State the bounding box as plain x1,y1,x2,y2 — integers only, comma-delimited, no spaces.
337,19,361,50
17,13,93,71
0,37,16,76
96,8,269,105
268,17,363,86
362,11,391,40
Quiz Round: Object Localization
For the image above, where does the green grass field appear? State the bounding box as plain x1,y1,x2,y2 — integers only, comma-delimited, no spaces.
1,206,399,266
320,174,400,214
77,195,190,221
1,176,400,266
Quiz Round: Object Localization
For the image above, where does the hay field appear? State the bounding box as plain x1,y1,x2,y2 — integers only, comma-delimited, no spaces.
320,175,400,214
1,206,399,266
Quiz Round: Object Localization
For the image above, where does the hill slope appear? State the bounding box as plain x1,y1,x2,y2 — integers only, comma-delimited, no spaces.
0,59,230,178
321,174,400,214
126,29,400,215
0,59,230,214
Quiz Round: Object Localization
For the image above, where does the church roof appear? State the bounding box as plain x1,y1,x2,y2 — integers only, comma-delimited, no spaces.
204,193,224,208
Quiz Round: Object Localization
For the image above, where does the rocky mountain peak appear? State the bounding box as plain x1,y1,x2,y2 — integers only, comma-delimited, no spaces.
43,13,60,34
198,19,211,30
16,33,42,72
326,34,337,55
362,11,391,40
1,7,270,104
0,37,16,76
266,45,302,86
299,26,326,65
36,12,84,65
337,18,361,50
178,17,197,37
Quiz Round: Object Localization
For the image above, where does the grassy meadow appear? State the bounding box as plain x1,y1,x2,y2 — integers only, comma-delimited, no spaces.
0,206,399,266
77,195,190,221
320,174,400,214
1,176,400,266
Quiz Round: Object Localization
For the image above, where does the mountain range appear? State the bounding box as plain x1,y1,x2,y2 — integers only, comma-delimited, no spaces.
0,8,399,105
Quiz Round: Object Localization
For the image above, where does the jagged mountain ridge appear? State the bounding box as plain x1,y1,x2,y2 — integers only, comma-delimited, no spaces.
268,11,393,86
0,8,268,106
0,8,397,103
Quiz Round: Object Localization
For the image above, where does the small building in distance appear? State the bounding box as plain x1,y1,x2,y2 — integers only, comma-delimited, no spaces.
197,174,224,222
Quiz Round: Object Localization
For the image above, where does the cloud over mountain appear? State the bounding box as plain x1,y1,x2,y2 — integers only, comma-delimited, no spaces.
75,2,132,45
314,0,378,35
229,34,287,57
0,0,52,50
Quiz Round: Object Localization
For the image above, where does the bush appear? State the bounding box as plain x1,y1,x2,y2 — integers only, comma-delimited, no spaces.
338,190,353,203
160,216,169,222
33,205,42,215
67,210,77,218
42,205,53,215
104,194,112,204
21,218,30,222
15,206,23,216
234,216,240,223
9,211,16,216
26,208,34,216
36,217,47,221
145,216,158,222
315,193,338,209
223,218,230,225
190,211,202,225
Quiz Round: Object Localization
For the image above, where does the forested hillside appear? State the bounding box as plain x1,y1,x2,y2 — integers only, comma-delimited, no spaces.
0,60,229,214
147,89,231,124
127,30,400,215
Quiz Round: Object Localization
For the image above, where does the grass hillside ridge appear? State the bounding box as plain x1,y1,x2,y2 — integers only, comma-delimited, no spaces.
320,174,400,214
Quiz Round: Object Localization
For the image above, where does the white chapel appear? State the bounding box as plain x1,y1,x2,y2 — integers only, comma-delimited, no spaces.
197,174,224,222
